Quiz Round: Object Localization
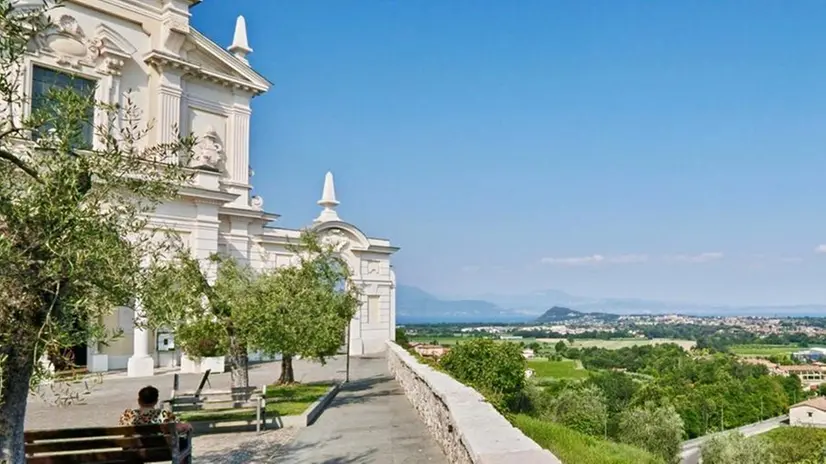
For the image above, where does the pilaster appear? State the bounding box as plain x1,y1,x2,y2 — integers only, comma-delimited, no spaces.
228,106,250,184
193,202,220,282
158,73,183,143
390,268,397,341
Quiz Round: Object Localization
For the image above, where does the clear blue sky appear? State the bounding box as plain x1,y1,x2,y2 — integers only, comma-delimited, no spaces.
193,1,826,306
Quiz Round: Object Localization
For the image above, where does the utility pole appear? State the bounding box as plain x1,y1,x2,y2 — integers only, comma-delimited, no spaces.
720,408,724,432
760,397,764,421
345,322,351,383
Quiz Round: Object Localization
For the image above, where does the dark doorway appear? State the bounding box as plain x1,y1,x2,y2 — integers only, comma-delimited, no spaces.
70,343,88,367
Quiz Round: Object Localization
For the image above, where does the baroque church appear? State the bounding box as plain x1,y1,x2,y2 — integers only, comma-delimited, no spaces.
13,0,397,376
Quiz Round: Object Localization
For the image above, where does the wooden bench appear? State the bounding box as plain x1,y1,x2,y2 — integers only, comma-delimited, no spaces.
24,424,192,463
166,385,268,432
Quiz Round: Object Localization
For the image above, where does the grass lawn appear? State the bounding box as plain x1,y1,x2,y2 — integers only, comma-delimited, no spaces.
513,414,664,464
528,359,589,380
537,338,696,351
177,383,331,422
729,344,801,357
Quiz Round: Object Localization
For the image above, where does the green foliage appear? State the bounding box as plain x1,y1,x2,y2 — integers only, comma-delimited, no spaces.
615,404,684,464
542,384,608,437
142,252,258,386
513,414,664,464
440,338,526,410
395,328,411,348
174,318,228,358
573,344,796,437
701,431,774,464
251,231,360,383
555,340,567,353
756,426,826,464
0,1,194,458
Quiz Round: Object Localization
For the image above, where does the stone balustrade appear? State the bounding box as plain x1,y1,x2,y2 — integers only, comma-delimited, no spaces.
385,341,562,464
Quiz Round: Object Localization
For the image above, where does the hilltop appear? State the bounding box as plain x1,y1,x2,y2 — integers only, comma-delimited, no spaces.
534,306,620,324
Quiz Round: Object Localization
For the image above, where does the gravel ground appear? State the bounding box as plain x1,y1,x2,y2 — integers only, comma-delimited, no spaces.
192,427,298,464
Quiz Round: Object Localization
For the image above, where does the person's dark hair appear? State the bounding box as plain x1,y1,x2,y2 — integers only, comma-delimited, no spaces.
138,386,159,406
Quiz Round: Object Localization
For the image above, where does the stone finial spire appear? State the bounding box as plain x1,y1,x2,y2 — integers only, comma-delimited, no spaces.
228,15,252,63
315,171,340,223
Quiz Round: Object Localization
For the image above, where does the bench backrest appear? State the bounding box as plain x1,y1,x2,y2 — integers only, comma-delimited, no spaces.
169,386,262,411
24,424,191,464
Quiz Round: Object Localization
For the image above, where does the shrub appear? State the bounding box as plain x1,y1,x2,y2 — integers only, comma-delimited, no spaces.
758,426,826,464
513,414,664,464
440,338,526,410
616,404,684,464
395,328,411,348
701,431,773,464
544,384,608,437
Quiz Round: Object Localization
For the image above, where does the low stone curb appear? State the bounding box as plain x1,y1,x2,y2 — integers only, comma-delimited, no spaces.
188,382,340,434
278,382,341,428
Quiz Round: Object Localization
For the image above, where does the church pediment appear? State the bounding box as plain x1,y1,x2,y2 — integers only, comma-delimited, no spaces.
150,28,270,95
184,48,236,76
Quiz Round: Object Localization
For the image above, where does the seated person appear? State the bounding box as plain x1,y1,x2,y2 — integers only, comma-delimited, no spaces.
119,386,191,433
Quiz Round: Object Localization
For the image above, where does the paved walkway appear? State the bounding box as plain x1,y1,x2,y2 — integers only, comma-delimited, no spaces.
25,357,342,429
275,355,446,464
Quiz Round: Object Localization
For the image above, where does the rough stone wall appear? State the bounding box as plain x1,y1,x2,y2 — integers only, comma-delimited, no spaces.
386,342,562,464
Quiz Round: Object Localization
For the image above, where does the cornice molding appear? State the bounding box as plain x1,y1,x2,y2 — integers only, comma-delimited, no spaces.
144,50,267,94
177,185,238,205
218,205,279,221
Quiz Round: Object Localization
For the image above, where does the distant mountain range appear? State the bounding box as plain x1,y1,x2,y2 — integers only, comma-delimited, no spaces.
396,285,826,323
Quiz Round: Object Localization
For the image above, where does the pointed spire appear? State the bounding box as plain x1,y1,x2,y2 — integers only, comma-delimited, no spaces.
315,171,340,223
228,15,252,63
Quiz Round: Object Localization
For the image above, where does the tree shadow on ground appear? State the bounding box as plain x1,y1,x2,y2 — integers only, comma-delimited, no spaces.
192,429,296,463
324,375,406,410
269,433,379,464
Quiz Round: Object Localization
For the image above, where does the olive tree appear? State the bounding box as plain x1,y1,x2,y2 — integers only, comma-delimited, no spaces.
616,404,685,463
701,431,774,464
252,231,360,384
0,1,192,460
141,252,258,388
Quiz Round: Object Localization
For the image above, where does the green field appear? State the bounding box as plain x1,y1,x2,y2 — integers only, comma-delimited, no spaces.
528,359,589,379
538,338,696,351
729,344,802,357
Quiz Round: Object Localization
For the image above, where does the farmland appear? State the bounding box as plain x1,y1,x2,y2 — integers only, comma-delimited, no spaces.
537,337,696,351
409,336,695,351
409,335,540,346
729,344,802,357
527,358,589,380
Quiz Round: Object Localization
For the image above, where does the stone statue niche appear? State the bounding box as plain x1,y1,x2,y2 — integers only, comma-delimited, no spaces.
190,126,226,173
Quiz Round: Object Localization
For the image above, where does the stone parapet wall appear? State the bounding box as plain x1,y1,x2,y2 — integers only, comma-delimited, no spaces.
386,341,562,464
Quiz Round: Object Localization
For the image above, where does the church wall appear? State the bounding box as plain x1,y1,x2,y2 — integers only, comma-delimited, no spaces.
18,1,397,374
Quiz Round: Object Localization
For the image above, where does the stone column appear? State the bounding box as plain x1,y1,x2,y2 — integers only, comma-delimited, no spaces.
127,300,154,377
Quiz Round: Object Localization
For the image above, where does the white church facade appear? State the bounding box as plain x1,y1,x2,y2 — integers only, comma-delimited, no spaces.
12,0,397,376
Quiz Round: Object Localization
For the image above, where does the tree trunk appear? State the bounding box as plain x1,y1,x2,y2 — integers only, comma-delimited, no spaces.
0,346,36,463
227,336,249,389
278,355,294,384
